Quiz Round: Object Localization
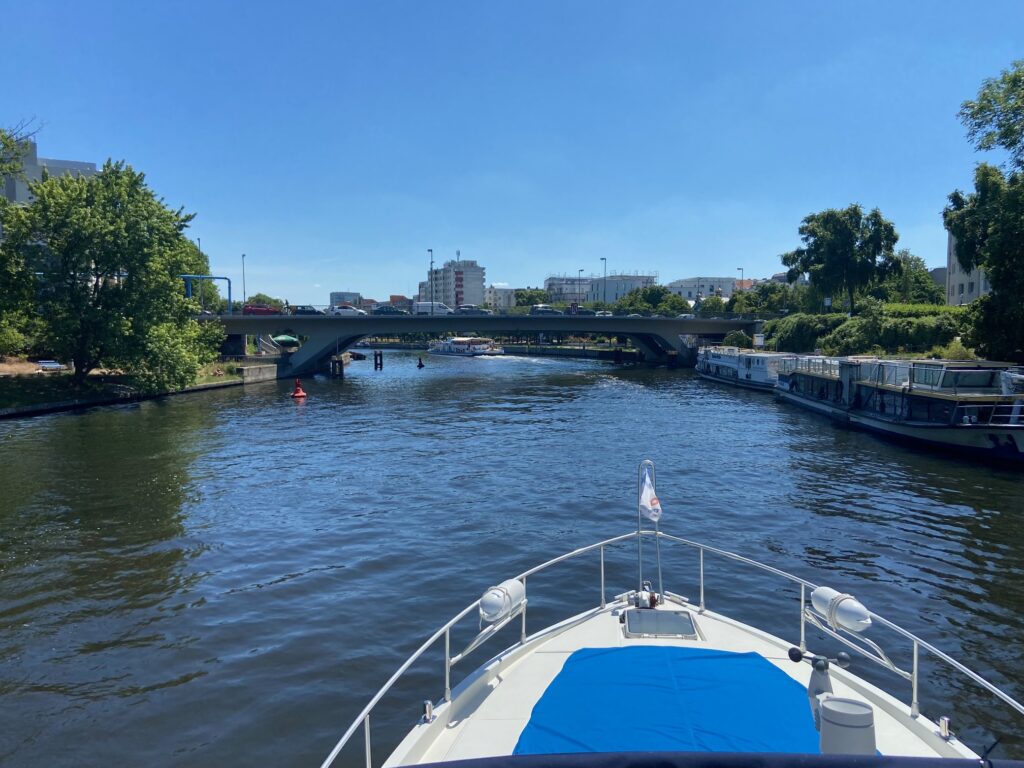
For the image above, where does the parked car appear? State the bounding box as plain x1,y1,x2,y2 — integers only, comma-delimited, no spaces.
291,305,324,315
372,305,410,315
529,304,563,316
243,303,278,315
456,304,492,315
327,304,367,316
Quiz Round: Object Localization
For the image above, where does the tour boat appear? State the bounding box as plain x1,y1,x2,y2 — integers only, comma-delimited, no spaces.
428,337,505,357
319,462,1023,768
696,346,795,392
776,356,1024,462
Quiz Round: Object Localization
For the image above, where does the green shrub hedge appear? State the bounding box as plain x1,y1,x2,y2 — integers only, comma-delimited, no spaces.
762,313,848,352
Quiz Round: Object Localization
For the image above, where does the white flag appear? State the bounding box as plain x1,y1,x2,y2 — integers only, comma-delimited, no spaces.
639,470,662,522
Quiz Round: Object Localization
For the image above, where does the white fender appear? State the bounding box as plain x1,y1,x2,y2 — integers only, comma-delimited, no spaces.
479,579,526,624
811,586,872,633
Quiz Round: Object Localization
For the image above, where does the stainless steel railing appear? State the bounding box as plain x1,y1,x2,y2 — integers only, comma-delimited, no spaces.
953,402,1024,426
319,530,1024,768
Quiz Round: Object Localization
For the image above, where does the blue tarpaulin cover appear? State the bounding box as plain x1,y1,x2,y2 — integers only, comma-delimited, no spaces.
513,646,820,755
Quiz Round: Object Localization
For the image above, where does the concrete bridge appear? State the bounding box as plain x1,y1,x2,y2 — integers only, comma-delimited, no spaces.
214,314,760,375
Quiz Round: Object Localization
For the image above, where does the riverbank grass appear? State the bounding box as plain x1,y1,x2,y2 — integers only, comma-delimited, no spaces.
0,361,243,410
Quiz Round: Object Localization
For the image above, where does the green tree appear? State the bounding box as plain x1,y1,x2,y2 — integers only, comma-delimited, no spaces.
722,330,753,348
943,164,1024,360
515,288,550,306
246,291,286,310
781,205,899,315
0,160,224,389
959,59,1024,172
867,250,943,304
0,122,35,180
943,60,1024,361
696,295,726,314
614,285,689,315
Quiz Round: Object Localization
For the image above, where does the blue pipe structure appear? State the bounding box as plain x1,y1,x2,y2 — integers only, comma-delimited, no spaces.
180,275,233,314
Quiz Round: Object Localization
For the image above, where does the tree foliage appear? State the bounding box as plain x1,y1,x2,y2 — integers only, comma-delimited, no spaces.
959,59,1024,172
722,330,753,348
246,292,286,310
943,163,1024,361
781,205,899,314
614,285,689,316
515,288,550,306
695,295,726,314
0,122,35,180
762,313,848,352
0,160,224,389
865,250,943,305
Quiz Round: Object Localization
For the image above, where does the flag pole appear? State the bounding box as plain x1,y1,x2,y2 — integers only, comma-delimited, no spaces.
655,516,664,604
637,460,647,593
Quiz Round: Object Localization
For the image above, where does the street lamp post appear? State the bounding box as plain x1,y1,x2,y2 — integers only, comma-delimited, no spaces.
578,268,584,307
242,253,246,303
600,257,607,305
428,248,434,316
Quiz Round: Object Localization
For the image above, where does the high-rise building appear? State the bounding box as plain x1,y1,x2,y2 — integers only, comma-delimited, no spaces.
419,257,485,307
2,141,96,204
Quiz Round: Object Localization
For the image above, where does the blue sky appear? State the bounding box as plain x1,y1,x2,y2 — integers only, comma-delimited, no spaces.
4,1,1021,303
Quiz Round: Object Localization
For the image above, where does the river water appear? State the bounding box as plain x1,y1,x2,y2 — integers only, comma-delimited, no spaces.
1,352,1022,766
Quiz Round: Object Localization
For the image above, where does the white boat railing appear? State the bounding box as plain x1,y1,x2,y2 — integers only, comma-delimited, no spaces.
319,530,1024,768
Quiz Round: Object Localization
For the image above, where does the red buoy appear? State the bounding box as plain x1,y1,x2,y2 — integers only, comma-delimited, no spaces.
291,377,307,399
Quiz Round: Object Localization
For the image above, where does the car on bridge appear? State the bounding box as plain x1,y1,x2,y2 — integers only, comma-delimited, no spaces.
595,310,613,317
372,305,410,315
529,304,563,316
327,304,367,316
455,304,492,315
243,303,279,315
290,305,324,315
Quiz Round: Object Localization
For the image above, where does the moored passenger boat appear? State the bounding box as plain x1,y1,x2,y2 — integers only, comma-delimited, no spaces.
428,337,505,356
319,462,1024,768
696,346,795,391
777,356,1024,461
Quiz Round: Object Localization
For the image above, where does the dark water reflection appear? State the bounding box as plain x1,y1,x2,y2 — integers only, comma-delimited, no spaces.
0,352,1022,766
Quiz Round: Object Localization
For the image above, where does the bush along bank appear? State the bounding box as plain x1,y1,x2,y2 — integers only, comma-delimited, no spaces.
761,303,972,357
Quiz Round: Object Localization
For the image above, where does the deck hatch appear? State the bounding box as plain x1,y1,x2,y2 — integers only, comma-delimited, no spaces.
623,608,697,638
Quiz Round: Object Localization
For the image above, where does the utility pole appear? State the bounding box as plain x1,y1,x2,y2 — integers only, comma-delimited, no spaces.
428,248,434,315
600,257,607,304
242,253,247,303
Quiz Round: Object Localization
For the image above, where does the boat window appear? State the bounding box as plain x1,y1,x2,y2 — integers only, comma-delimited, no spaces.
623,609,698,639
911,366,942,387
941,370,997,389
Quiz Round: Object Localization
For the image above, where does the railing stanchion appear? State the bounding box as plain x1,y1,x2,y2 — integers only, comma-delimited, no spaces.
699,547,705,613
911,640,920,717
444,629,451,702
520,577,527,643
600,546,606,609
364,715,372,768
800,583,806,652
